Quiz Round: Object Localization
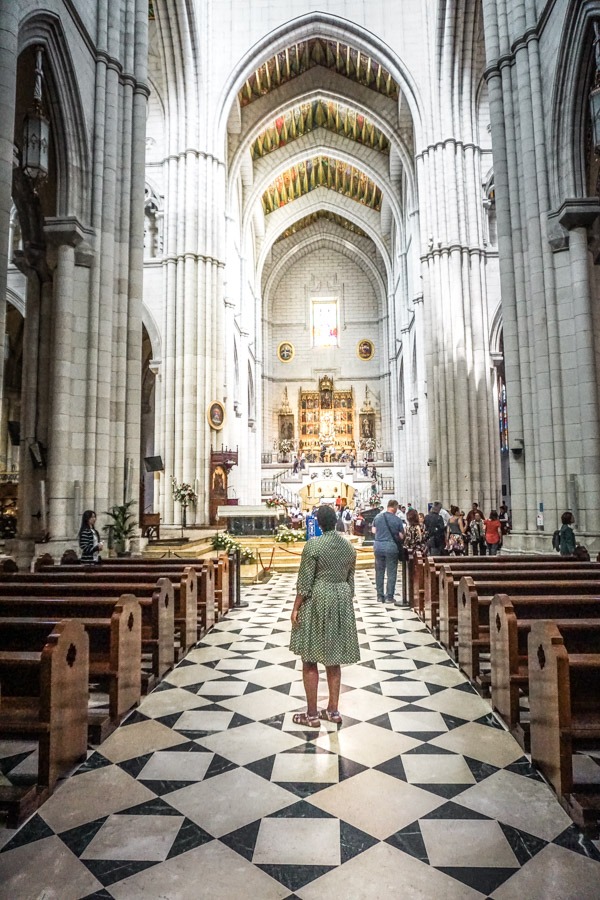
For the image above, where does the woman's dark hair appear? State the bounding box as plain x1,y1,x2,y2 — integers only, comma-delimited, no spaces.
561,511,575,525
316,505,338,532
79,510,96,536
407,508,420,526
489,509,499,520
450,505,459,516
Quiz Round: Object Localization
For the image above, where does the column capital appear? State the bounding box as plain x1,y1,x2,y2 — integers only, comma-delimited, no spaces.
556,199,600,231
43,216,91,247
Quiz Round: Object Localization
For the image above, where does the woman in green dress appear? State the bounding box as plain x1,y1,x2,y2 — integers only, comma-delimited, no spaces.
290,504,359,728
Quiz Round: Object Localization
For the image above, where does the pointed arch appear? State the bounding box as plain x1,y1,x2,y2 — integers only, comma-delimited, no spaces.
215,11,425,153
18,12,91,223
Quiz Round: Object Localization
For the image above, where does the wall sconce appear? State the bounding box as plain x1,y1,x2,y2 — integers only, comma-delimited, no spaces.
510,439,524,459
22,47,49,185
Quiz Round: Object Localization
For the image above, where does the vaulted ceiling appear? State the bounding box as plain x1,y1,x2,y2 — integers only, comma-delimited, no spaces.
228,33,416,301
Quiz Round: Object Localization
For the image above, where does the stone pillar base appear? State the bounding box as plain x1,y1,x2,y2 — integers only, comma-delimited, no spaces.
5,538,38,571
501,531,600,557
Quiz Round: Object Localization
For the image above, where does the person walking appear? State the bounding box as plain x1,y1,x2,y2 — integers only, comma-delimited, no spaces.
424,502,446,555
559,511,576,556
484,509,502,556
469,510,486,555
446,505,467,555
78,509,103,564
372,499,405,603
403,507,426,554
290,505,359,728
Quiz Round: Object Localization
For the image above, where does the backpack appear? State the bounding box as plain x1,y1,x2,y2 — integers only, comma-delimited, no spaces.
551,529,560,552
342,508,352,522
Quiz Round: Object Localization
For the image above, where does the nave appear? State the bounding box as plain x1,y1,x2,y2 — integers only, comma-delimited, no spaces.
1,573,600,899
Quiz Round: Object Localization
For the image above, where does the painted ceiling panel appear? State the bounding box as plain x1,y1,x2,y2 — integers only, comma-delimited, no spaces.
261,156,383,214
275,210,369,242
251,100,390,159
240,39,399,107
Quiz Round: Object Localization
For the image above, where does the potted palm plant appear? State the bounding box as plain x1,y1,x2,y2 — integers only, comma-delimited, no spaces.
103,500,138,556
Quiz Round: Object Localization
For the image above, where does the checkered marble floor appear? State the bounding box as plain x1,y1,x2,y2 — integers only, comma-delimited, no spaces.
1,571,600,899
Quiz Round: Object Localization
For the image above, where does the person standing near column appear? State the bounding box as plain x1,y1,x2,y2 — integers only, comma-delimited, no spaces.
484,510,502,556
372,499,405,603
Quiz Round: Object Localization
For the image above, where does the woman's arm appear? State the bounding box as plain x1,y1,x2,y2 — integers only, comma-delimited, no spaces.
291,592,304,626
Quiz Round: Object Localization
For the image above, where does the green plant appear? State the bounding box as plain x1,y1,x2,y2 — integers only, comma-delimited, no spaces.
103,500,138,554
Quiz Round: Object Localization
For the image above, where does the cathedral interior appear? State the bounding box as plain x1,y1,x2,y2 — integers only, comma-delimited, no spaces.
1,1,600,896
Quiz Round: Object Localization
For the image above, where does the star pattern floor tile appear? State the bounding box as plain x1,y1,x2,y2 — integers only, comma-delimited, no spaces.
1,569,600,898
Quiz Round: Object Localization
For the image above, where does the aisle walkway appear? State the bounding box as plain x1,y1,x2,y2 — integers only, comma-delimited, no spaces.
1,572,600,899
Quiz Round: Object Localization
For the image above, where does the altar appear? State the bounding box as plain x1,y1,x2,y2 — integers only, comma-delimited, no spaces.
217,504,285,536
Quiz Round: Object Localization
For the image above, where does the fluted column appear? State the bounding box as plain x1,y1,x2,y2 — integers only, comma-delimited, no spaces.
44,219,85,540
0,2,18,431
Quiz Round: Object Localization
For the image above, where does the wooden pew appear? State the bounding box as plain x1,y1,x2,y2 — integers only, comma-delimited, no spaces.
420,554,596,631
0,577,174,682
55,567,198,654
528,621,600,831
490,592,600,747
0,594,141,741
214,555,230,618
457,576,600,683
0,619,89,826
439,563,600,651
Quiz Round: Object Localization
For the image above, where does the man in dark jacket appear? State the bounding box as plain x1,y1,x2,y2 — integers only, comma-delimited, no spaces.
424,502,446,555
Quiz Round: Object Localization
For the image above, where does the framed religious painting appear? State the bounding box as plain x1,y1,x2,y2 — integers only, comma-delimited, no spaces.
207,400,225,430
357,339,375,361
277,341,295,363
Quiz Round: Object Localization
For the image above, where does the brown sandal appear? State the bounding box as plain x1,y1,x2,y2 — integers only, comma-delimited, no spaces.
319,709,342,725
292,712,321,728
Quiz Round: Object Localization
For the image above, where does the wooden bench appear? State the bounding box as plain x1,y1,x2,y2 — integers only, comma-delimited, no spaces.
456,576,600,683
438,563,600,651
528,621,600,832
419,554,595,629
38,566,198,654
490,592,600,747
0,577,174,683
0,594,141,742
0,619,89,826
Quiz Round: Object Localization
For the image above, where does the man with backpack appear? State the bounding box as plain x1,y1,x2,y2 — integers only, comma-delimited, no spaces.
424,502,447,555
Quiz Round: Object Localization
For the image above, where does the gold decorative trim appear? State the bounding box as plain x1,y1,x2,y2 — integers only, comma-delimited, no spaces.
357,339,375,361
277,341,295,362
207,400,225,430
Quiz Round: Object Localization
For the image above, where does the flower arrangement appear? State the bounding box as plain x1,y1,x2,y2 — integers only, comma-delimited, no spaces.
240,546,257,564
360,438,376,452
265,494,287,509
171,478,197,506
278,439,295,455
369,491,382,508
275,524,306,544
211,532,240,553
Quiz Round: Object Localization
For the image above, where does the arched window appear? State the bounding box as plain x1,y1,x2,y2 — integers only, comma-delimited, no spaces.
398,359,405,425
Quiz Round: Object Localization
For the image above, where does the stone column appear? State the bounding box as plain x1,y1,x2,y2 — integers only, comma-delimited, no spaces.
44,218,85,541
0,2,18,431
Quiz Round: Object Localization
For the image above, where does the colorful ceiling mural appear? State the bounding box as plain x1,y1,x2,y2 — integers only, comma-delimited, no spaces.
275,211,369,242
239,39,399,107
251,100,390,159
261,156,383,215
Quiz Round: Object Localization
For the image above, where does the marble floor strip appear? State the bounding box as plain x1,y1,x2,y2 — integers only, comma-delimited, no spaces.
1,571,600,899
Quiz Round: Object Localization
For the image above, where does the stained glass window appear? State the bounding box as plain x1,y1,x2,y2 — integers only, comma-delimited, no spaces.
499,380,508,454
312,300,338,347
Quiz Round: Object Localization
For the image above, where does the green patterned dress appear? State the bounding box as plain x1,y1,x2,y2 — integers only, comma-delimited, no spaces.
289,530,360,666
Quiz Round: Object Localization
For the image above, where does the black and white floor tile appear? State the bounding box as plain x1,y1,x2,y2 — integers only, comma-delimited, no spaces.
1,571,600,899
